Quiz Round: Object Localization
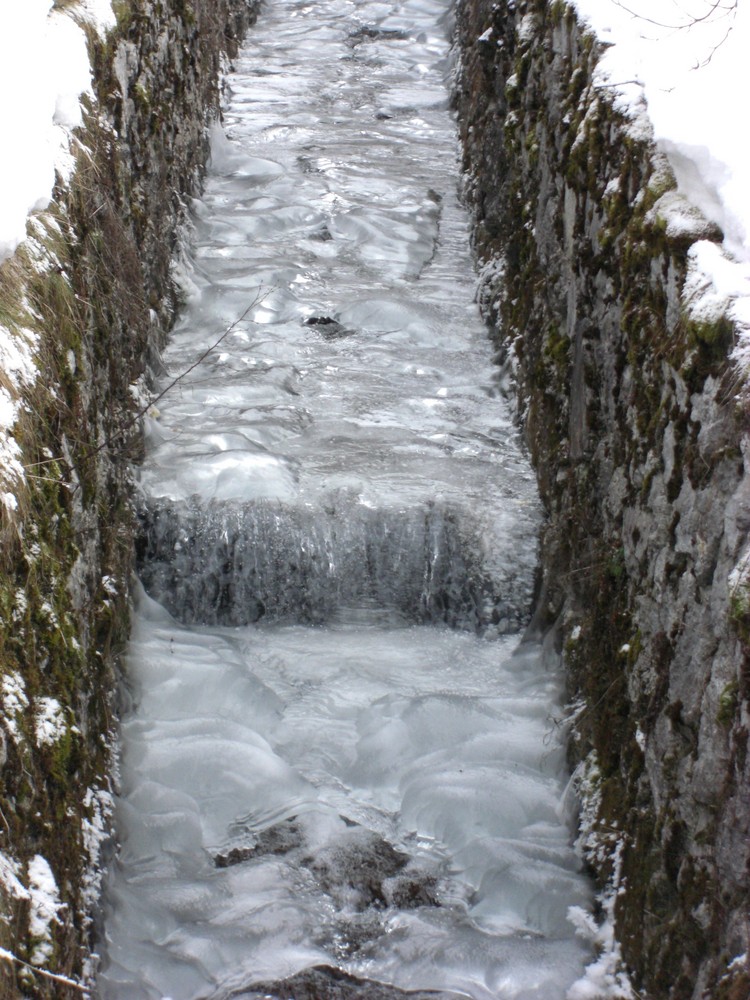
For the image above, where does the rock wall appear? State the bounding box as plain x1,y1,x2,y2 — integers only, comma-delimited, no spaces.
0,1,257,995
454,1,750,997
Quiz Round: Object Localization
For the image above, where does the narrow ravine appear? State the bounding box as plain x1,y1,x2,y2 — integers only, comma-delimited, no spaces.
98,1,594,996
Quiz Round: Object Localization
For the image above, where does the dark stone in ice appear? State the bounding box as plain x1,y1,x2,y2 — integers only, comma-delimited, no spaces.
303,316,355,340
213,816,303,867
348,26,409,42
382,871,440,909
228,965,464,999
305,829,409,910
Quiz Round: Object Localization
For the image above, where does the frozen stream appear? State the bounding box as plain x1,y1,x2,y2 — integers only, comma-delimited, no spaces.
98,0,595,997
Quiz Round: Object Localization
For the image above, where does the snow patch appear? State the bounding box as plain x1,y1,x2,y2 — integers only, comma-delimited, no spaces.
80,0,117,37
34,697,68,747
0,320,39,505
81,785,114,911
569,0,750,394
683,241,750,350
0,0,114,262
572,0,750,261
0,851,30,903
0,6,86,258
566,756,635,999
27,855,63,967
577,1,750,221
1,672,29,742
647,189,722,244
517,13,536,43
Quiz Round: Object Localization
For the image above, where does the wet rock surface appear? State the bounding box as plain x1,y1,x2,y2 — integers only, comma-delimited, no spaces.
214,818,441,919
454,1,750,996
214,817,306,868
0,0,260,993
304,315,356,339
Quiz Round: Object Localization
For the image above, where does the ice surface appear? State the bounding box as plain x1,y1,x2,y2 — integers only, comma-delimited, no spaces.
99,0,593,996
101,600,592,999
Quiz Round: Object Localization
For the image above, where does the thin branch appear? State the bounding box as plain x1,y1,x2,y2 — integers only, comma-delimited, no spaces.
593,79,644,89
23,288,266,477
136,291,264,425
694,20,734,64
612,0,737,31
0,948,90,995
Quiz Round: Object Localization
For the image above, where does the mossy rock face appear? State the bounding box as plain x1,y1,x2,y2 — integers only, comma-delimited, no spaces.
455,0,750,997
0,1,260,995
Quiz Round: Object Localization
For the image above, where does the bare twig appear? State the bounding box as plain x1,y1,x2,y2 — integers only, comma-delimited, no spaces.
612,0,737,31
610,0,738,67
0,947,90,996
136,291,264,424
24,287,266,477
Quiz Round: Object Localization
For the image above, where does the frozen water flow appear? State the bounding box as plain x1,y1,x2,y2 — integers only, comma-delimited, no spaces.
102,599,592,999
99,0,594,996
137,496,533,632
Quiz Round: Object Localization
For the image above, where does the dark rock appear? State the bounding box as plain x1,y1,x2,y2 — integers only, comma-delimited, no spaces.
305,829,409,910
229,964,463,1000
214,817,304,867
348,26,409,43
382,871,440,909
310,225,335,241
304,316,355,339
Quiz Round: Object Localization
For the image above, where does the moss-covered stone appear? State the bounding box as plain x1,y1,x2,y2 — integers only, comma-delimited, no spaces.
0,1,260,995
454,0,749,996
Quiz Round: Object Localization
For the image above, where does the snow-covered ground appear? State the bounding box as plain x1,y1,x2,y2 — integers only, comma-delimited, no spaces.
575,0,748,258
0,0,115,512
0,0,115,263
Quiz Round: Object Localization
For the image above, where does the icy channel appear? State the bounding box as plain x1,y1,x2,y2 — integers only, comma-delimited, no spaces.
98,0,595,997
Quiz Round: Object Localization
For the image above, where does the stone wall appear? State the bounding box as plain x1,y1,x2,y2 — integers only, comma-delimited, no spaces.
454,1,750,997
0,1,257,995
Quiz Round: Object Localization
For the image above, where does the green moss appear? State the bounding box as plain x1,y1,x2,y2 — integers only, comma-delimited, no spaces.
550,0,568,22
716,681,739,728
111,0,135,28
134,81,151,112
729,579,750,647
688,314,734,348
606,546,626,582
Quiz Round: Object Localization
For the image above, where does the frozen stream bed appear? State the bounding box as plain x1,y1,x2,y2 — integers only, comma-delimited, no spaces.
98,0,595,997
